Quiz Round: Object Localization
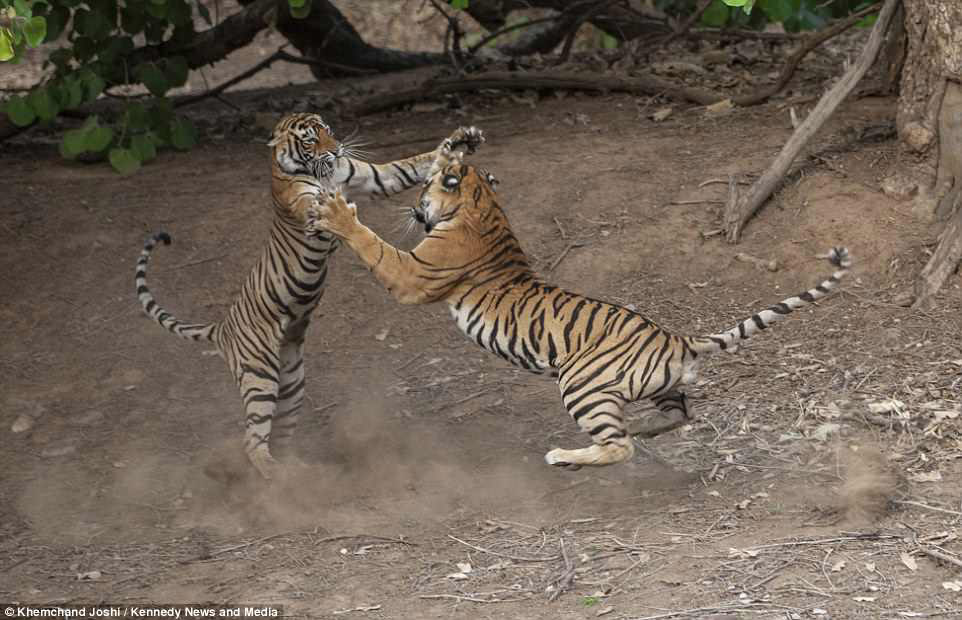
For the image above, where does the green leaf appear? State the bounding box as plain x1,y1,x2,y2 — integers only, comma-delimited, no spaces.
167,0,191,26
124,102,149,130
80,69,106,103
13,0,31,18
131,133,157,162
288,0,306,7
450,0,469,9
121,3,145,34
109,147,141,175
169,116,196,150
134,62,169,96
61,127,89,157
759,0,793,23
27,87,59,121
701,0,730,27
289,0,311,19
163,56,188,88
145,1,167,19
5,95,36,126
0,30,14,62
85,124,114,152
23,16,46,47
74,8,111,41
148,97,174,130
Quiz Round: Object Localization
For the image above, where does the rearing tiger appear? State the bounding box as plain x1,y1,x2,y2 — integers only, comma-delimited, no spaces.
135,113,483,479
305,149,852,470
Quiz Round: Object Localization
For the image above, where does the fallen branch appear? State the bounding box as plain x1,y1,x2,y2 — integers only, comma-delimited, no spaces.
722,0,899,243
917,545,962,569
351,70,722,116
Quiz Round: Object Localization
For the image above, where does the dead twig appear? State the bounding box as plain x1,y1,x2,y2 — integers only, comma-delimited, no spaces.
917,545,962,569
722,0,898,243
418,593,529,604
895,500,962,517
548,242,586,272
547,537,576,602
447,534,560,562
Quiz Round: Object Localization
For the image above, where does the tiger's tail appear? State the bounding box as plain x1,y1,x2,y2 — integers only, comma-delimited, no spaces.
136,232,218,342
686,247,851,355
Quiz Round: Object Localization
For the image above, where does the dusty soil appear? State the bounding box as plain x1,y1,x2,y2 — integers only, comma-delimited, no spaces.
3,24,962,620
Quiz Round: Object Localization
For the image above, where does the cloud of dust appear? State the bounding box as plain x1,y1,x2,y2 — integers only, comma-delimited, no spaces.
836,442,901,525
185,388,563,535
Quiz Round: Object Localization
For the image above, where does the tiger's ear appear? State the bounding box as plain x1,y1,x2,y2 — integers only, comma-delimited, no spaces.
267,132,284,147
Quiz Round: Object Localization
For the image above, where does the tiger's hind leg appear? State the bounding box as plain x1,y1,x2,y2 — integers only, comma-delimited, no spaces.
239,364,281,480
629,390,693,439
545,385,634,470
270,337,306,464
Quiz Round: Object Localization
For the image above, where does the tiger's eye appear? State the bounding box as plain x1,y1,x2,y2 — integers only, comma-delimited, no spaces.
443,175,459,188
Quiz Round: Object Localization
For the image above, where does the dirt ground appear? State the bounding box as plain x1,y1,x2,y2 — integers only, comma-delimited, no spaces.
3,22,962,620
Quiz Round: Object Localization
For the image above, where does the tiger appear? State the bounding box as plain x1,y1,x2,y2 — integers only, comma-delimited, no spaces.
304,147,852,470
135,113,484,480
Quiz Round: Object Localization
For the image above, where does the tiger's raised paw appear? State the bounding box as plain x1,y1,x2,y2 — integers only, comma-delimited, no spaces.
305,193,358,238
445,126,484,155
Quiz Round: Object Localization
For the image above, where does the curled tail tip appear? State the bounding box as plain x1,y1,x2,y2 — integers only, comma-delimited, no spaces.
829,246,851,269
157,231,172,245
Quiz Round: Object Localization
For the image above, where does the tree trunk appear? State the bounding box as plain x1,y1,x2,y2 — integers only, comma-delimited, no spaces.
898,0,962,307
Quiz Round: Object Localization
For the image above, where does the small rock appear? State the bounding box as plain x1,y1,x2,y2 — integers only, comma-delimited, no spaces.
11,413,34,433
77,570,102,581
71,410,104,426
41,444,77,458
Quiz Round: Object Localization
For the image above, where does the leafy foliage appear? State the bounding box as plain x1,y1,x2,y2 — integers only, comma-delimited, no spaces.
660,0,876,32
0,0,46,62
0,0,217,173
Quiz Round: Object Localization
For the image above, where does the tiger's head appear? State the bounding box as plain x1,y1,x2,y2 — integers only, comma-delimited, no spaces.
413,151,500,234
268,113,345,182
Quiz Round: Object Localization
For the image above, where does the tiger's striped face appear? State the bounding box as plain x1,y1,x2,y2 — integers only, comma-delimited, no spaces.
414,158,499,234
268,113,344,181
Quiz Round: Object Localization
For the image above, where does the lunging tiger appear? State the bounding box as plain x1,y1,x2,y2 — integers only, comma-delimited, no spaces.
135,113,483,479
305,148,852,470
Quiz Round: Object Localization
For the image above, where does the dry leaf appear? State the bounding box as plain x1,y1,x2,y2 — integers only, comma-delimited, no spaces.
868,399,905,413
446,572,468,580
942,581,962,591
456,562,473,574
831,559,846,572
374,328,390,341
909,470,943,483
900,552,918,571
596,606,615,617
853,596,876,602
705,99,734,116
651,107,673,122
